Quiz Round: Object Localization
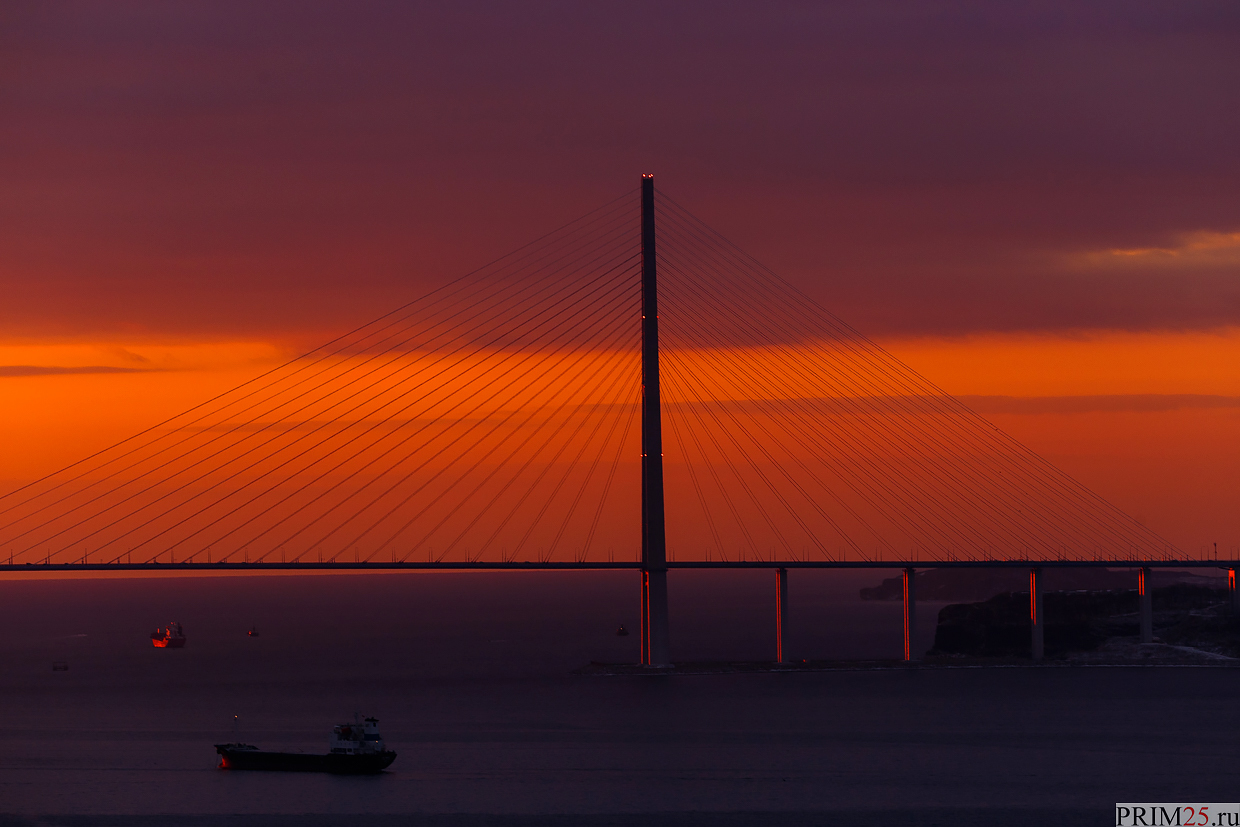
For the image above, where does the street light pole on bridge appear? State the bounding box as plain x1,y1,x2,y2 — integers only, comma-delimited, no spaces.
641,174,671,666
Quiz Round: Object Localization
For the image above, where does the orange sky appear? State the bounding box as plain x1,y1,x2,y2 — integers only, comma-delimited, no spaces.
2,329,1236,557
887,331,1240,554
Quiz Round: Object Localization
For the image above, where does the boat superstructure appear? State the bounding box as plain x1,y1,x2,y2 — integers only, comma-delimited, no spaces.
329,716,387,755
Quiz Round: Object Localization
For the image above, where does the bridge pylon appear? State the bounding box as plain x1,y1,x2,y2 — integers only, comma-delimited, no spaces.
640,174,671,666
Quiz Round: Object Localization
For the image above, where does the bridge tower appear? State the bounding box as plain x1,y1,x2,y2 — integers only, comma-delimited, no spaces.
640,174,671,666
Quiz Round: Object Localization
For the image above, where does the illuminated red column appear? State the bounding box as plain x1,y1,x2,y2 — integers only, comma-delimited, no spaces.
902,567,917,662
1229,568,1238,615
776,567,789,663
1030,568,1044,661
1138,567,1153,644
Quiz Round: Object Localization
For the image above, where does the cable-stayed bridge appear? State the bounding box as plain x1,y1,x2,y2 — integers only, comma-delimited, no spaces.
1,176,1232,664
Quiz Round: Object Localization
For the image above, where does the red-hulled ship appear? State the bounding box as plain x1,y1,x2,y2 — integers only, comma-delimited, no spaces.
150,621,186,648
215,716,396,774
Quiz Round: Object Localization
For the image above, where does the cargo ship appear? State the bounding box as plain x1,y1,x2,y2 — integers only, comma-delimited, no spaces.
150,622,186,648
215,716,396,774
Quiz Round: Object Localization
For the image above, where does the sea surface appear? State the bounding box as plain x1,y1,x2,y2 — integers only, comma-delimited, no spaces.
0,570,1236,826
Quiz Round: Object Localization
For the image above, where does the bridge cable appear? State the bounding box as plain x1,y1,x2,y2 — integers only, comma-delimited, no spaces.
0,190,636,511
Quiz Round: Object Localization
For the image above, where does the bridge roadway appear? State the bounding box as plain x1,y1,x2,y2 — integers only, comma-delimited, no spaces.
0,559,1232,572
5,558,1236,664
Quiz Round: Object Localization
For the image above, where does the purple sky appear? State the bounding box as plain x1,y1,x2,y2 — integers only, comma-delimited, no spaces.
2,1,1238,341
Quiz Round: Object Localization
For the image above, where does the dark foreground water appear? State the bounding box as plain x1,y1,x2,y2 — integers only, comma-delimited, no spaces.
0,571,1236,826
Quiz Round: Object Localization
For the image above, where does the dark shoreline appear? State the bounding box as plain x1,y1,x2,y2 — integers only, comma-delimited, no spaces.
0,811,1106,827
576,654,1240,676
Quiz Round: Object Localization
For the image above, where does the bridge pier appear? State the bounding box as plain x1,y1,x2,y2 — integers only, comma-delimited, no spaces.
1139,567,1153,644
1229,568,1239,615
902,567,917,662
776,567,789,663
641,568,670,665
640,571,650,661
1030,567,1044,662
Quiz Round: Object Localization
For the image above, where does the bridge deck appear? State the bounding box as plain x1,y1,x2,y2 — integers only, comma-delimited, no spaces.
1,559,1234,573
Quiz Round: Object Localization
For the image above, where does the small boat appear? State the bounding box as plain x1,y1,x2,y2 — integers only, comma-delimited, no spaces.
215,716,396,774
151,622,186,648
247,626,259,637
616,624,629,637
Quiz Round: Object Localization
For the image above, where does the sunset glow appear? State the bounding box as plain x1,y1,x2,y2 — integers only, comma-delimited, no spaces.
4,326,1236,559
3,3,1238,564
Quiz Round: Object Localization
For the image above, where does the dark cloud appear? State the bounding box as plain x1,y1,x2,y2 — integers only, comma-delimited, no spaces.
1,1,1238,340
663,394,1240,418
961,394,1240,414
0,365,156,377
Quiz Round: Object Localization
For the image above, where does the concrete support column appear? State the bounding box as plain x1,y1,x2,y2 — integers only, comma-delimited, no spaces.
776,567,789,663
640,571,650,663
902,567,917,662
1229,568,1239,615
1139,567,1153,644
1030,568,1044,662
640,569,671,666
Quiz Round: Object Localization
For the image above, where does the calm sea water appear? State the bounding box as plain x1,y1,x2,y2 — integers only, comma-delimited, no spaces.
0,570,1236,826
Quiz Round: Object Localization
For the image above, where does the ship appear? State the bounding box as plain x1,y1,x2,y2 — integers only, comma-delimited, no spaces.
151,622,186,648
215,716,396,774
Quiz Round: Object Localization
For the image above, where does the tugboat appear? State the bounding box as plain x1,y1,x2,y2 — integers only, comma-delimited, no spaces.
247,626,260,637
215,716,396,774
151,622,186,648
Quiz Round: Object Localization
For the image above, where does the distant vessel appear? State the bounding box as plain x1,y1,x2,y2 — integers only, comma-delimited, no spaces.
215,716,396,774
616,624,629,636
151,622,186,648
247,626,259,637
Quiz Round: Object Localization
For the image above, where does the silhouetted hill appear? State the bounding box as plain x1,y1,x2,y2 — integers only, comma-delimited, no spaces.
930,584,1240,659
860,567,1223,602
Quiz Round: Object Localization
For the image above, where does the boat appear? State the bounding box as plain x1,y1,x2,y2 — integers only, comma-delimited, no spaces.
247,626,259,637
151,622,186,648
616,624,629,636
215,716,396,774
